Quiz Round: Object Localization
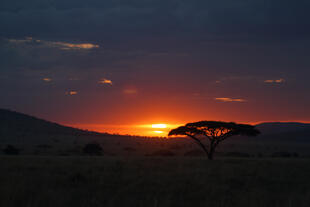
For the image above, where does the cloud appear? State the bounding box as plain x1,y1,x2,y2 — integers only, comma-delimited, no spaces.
50,42,99,50
42,78,52,82
66,91,78,95
264,79,285,84
215,97,246,102
7,37,99,50
98,78,113,85
8,37,33,44
214,76,256,84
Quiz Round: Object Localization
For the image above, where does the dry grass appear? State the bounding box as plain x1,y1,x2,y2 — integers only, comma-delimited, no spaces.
0,156,309,207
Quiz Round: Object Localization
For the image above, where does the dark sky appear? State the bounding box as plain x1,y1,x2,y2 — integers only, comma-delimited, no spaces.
1,0,310,127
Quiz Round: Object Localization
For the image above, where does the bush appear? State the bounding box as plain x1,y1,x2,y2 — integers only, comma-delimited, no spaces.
83,142,103,155
3,145,20,155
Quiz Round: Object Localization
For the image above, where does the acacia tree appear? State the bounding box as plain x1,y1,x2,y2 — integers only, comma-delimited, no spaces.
168,121,260,160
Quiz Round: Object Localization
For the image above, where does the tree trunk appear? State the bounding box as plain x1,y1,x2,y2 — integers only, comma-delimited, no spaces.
207,144,216,160
207,152,214,160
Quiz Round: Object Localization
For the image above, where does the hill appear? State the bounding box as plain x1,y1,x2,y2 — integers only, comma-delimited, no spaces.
0,109,101,137
256,122,310,135
255,122,310,142
0,109,115,155
0,109,174,156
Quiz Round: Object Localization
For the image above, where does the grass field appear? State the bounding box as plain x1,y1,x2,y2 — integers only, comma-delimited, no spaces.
0,156,309,207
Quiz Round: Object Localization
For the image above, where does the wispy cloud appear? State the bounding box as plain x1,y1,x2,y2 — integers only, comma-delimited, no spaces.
51,42,99,50
42,78,52,82
264,78,285,84
7,37,99,50
66,91,78,96
215,97,246,102
214,76,255,84
8,37,33,44
98,78,113,85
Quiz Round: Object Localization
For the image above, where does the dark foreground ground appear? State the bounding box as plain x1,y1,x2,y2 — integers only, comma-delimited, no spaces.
0,156,309,207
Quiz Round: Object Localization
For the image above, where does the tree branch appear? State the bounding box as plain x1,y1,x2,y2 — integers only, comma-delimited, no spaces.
186,133,210,156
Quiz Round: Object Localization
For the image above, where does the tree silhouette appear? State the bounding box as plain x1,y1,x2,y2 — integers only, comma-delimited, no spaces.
169,121,260,160
83,142,103,155
3,145,20,155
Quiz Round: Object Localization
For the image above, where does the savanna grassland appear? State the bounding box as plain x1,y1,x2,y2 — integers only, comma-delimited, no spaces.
0,156,309,207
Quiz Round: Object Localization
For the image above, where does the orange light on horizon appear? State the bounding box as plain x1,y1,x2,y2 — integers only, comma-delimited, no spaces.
151,124,167,129
153,130,164,134
69,123,183,137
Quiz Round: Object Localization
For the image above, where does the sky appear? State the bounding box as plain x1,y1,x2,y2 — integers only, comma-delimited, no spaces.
1,0,310,135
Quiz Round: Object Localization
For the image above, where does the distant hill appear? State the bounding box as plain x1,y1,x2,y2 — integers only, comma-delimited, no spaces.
254,122,310,142
256,122,310,135
0,108,102,137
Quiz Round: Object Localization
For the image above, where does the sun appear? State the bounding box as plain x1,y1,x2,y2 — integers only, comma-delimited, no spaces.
151,124,167,129
153,130,164,134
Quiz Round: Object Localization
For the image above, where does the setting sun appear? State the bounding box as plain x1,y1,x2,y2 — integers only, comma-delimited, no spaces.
151,124,167,129
153,130,164,134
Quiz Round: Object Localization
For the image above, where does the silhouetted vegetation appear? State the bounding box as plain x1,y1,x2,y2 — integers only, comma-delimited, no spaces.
83,142,103,155
169,121,260,160
3,145,20,155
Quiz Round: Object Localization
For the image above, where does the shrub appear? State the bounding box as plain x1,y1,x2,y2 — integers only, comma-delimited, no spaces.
83,142,103,155
3,145,20,155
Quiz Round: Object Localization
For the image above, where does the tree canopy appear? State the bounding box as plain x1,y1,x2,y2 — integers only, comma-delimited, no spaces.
169,121,260,160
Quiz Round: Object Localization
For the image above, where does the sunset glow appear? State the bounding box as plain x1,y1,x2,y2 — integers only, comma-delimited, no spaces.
71,123,183,137
151,124,167,129
153,130,164,134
